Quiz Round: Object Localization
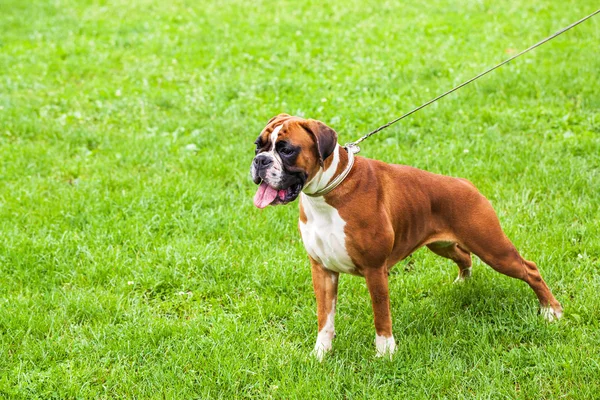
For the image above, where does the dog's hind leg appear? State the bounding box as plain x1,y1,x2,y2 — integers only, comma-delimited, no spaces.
456,199,563,321
427,242,473,283
473,242,562,321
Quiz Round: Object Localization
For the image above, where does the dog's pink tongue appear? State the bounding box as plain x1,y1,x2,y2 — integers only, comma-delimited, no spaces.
254,182,279,209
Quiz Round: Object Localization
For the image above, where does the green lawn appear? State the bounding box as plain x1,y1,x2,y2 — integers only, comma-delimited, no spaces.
1,0,599,398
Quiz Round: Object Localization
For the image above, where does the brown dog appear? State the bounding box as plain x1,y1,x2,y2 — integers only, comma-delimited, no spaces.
251,114,562,360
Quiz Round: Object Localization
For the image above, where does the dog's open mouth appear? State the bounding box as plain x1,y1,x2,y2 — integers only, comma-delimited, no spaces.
253,181,303,209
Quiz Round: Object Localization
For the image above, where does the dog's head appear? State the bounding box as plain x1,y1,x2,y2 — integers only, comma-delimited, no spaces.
251,114,338,208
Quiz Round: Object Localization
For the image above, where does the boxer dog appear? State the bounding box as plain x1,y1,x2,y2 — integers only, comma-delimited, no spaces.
250,114,562,360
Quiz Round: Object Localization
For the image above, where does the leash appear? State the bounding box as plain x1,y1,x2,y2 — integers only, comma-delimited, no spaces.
344,8,600,154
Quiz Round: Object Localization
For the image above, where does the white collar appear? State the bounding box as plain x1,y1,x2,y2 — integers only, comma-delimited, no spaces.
303,145,357,198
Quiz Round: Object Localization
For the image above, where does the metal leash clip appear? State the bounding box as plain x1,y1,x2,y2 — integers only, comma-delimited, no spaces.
343,142,361,155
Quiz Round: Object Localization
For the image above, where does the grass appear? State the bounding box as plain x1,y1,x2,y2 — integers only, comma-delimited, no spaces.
1,0,599,398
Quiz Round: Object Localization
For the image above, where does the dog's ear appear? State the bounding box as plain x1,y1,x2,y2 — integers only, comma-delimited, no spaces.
299,119,338,166
267,113,291,125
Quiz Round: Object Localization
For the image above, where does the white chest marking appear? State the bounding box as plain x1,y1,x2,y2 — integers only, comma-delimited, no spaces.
299,194,356,274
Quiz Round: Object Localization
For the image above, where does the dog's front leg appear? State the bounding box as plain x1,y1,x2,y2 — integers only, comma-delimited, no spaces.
310,257,339,361
364,268,396,358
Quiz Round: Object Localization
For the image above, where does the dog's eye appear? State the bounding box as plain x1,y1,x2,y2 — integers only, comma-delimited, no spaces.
280,147,294,156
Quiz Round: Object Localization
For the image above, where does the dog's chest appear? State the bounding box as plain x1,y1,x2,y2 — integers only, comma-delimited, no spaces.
299,195,356,274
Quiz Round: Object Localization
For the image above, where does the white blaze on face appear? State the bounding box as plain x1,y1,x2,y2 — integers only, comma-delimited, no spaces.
261,124,285,187
269,124,282,152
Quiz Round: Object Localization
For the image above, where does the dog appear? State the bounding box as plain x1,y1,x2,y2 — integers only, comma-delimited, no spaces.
250,113,562,360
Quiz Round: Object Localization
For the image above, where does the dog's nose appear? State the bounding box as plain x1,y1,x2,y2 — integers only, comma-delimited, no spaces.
253,154,273,169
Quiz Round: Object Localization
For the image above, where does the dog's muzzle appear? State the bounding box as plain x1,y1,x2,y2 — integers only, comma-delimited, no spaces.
251,154,305,208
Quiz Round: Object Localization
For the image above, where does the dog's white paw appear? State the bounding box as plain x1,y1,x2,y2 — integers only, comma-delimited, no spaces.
540,304,563,322
312,332,334,362
453,267,472,284
375,335,396,359
312,342,332,362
